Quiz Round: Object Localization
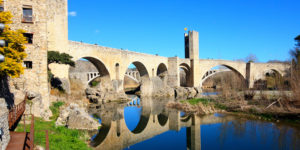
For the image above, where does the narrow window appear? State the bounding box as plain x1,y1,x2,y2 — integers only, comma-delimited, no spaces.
115,63,120,80
22,5,33,23
24,61,32,69
23,33,33,44
0,2,4,12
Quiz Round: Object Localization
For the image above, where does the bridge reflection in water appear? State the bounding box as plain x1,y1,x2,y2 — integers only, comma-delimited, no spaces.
89,97,233,150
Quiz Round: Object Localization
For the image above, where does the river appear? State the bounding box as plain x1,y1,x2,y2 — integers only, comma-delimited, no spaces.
88,97,300,150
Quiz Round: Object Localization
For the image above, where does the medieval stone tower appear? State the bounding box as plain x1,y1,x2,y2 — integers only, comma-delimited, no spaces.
184,31,201,87
3,0,69,117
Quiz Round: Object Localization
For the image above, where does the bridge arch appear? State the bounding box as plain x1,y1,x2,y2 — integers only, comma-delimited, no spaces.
123,61,152,96
157,63,168,80
179,63,192,87
201,64,246,90
253,68,286,90
125,61,150,80
68,56,111,87
157,113,168,126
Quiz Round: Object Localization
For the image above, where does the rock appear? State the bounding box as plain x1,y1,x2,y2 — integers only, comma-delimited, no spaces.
56,103,100,130
150,76,175,98
27,91,39,100
186,87,197,99
194,87,202,98
174,87,188,99
85,87,131,104
25,91,52,120
85,88,98,96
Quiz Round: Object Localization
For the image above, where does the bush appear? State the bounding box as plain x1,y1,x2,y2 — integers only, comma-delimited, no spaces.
49,101,65,120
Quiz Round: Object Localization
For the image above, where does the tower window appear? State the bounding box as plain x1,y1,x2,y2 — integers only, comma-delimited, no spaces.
0,2,4,12
22,6,33,23
24,61,32,69
23,33,33,44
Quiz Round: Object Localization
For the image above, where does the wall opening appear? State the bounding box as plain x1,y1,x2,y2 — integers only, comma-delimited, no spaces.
157,63,168,81
179,63,192,87
201,65,246,94
123,62,149,96
253,69,289,90
68,57,111,99
115,63,120,80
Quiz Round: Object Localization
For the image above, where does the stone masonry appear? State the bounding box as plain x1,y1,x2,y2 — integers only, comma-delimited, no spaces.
4,0,69,117
0,98,10,150
3,0,291,116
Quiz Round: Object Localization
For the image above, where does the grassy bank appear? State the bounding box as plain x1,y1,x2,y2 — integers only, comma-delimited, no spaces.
181,98,227,110
181,98,300,123
16,102,91,150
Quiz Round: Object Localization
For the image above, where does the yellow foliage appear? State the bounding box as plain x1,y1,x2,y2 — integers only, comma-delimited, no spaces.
0,11,27,78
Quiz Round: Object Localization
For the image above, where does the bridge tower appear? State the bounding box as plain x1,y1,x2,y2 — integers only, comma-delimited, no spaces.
185,31,201,87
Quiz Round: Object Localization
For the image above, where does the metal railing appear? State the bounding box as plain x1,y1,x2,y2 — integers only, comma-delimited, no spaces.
23,115,49,150
8,95,27,130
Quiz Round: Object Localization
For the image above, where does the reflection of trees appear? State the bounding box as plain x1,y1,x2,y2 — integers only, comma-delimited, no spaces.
218,119,247,147
218,117,300,149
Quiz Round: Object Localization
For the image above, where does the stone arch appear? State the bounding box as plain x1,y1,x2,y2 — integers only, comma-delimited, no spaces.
83,57,110,79
179,63,192,87
90,118,112,147
129,105,151,134
68,56,111,88
254,68,285,90
201,64,246,89
157,63,168,81
157,113,168,126
123,61,151,96
126,61,150,80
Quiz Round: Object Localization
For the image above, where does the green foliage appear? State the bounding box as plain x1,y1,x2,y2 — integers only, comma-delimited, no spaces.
48,70,54,82
182,98,212,106
89,81,99,87
47,51,75,91
49,101,64,120
0,11,27,78
48,51,75,67
16,102,91,150
181,98,228,110
16,119,91,150
214,103,227,110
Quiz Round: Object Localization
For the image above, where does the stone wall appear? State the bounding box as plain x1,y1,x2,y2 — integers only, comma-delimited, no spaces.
4,0,68,117
0,98,10,150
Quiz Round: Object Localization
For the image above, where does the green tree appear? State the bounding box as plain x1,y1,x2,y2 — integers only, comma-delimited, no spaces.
47,51,75,91
0,10,27,78
48,51,75,67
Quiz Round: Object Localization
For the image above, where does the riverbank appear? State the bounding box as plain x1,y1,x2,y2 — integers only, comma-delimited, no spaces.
168,98,300,124
15,102,92,150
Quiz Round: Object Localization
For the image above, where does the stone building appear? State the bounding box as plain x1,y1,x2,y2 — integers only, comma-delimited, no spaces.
1,0,69,117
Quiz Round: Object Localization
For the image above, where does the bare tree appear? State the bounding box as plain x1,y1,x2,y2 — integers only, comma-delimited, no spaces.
244,53,258,63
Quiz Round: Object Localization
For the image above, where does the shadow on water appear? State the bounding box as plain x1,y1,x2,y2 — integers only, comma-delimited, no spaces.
89,97,300,150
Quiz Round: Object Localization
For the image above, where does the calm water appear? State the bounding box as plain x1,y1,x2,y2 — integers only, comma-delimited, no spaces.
89,97,300,150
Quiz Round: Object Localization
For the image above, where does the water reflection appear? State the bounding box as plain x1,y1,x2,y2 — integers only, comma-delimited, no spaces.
88,97,300,150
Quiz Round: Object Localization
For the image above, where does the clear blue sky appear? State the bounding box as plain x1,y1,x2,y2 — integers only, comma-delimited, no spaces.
68,0,300,62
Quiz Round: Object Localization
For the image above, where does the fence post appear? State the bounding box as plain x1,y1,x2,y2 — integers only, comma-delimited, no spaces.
23,114,26,132
30,114,34,150
45,130,49,150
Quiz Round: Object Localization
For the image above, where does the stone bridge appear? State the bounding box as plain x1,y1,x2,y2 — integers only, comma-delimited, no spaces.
50,33,290,95
89,98,235,150
43,0,290,95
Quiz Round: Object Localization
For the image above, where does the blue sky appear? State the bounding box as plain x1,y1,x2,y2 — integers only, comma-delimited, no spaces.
68,0,300,62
